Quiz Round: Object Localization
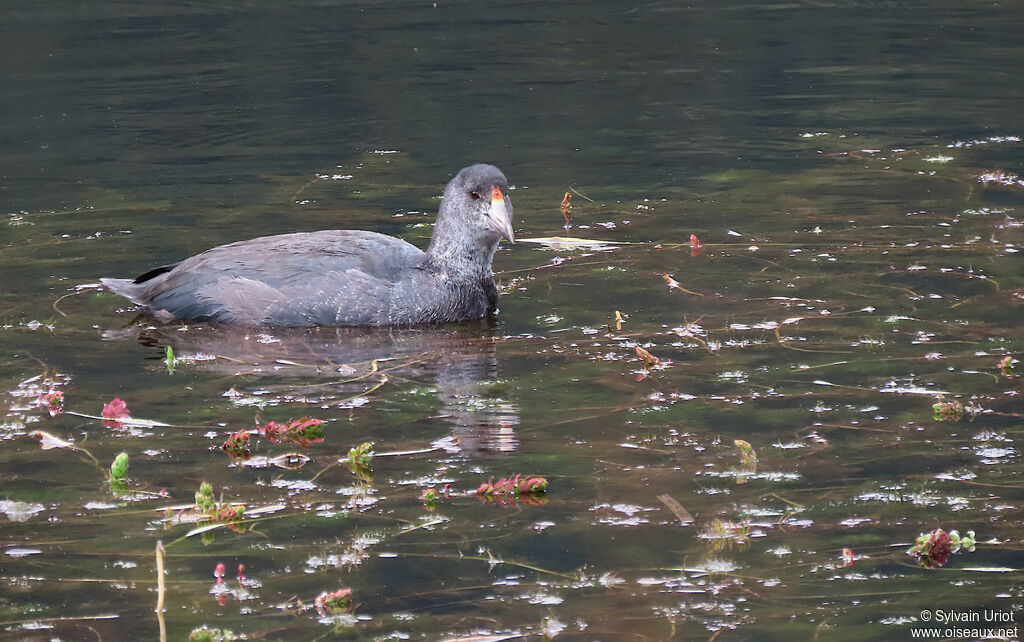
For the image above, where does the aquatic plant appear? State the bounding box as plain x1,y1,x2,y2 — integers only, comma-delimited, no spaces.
109,452,129,482
635,345,668,368
420,484,451,512
932,398,965,421
345,442,374,481
420,487,440,512
213,562,226,586
734,439,758,466
661,273,702,295
221,429,251,462
841,547,856,567
260,417,324,448
476,474,548,505
188,627,236,642
101,397,131,427
314,588,353,615
700,518,753,549
999,354,1015,378
907,528,976,569
36,387,64,417
176,482,247,542
689,233,702,257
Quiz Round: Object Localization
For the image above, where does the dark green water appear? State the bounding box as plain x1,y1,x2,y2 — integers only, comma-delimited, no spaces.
3,2,1023,640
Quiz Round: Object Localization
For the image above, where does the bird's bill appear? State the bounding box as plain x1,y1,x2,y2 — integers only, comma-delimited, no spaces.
486,186,515,244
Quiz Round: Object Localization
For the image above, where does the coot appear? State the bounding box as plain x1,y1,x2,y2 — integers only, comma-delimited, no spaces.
101,164,515,327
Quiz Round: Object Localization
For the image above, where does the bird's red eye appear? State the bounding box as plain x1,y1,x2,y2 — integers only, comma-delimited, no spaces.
470,192,480,200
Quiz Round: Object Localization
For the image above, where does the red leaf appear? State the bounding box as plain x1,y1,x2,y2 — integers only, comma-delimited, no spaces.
101,397,131,428
689,233,703,257
259,417,324,448
101,397,130,419
841,548,855,567
214,562,226,585
560,192,573,226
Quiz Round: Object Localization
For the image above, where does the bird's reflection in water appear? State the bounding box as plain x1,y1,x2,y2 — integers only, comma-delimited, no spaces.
104,320,519,456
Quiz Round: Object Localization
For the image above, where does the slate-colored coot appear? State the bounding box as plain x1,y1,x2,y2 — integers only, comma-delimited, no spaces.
102,164,515,327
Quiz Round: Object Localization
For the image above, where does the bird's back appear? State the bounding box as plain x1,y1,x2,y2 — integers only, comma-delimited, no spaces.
103,230,426,326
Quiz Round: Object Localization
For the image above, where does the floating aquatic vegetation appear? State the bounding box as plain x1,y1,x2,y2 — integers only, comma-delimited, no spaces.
220,418,322,463
36,387,64,417
932,397,964,421
169,482,248,544
907,528,976,569
635,345,669,369
662,273,702,296
614,309,626,332
259,417,324,448
841,547,856,567
345,442,374,481
700,518,753,549
419,475,548,510
734,439,758,466
733,439,758,484
315,588,353,616
8,372,70,420
109,452,129,482
101,397,131,428
188,627,237,642
221,429,251,462
213,562,226,586
999,355,1015,378
476,474,548,506
634,344,674,382
420,484,451,512
690,233,702,257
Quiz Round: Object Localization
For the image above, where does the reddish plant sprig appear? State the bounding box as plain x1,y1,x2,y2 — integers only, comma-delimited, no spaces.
214,562,226,586
841,548,856,567
315,588,353,615
734,439,758,466
211,505,247,533
259,417,324,448
36,388,64,417
420,483,452,512
999,355,1015,378
476,474,548,499
180,482,248,538
932,398,965,421
421,488,439,512
907,528,977,569
221,429,251,462
101,397,131,428
635,346,666,368
689,233,703,257
911,528,952,568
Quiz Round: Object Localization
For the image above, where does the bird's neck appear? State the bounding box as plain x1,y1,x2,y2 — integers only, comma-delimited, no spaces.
424,235,498,280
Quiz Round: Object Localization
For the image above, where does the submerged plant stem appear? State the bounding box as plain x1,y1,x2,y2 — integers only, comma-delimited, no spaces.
155,541,166,642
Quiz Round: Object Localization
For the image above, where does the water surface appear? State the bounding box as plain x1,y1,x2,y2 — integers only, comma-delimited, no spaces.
3,2,1023,640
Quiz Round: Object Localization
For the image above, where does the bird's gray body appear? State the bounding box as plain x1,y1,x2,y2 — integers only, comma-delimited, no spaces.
101,164,511,327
